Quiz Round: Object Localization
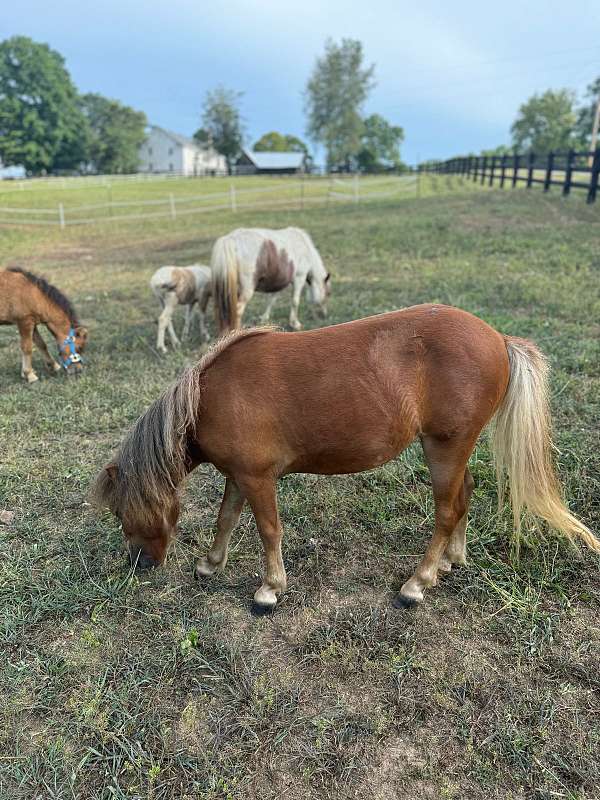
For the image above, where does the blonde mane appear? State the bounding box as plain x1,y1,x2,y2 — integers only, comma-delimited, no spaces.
91,327,276,521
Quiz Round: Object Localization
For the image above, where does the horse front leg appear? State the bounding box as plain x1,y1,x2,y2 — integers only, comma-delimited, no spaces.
33,327,61,374
239,475,287,612
260,294,278,324
17,319,38,383
157,292,179,353
289,280,303,331
195,478,246,577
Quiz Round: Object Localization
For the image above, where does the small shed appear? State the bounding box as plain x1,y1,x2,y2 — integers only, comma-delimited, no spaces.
235,149,306,175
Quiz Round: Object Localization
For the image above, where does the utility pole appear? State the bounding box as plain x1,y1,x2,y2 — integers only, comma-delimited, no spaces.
589,93,600,166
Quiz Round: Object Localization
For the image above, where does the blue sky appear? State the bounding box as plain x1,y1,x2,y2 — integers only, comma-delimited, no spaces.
3,0,600,164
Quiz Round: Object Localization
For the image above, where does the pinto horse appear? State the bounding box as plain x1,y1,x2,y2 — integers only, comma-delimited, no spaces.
150,265,212,353
211,227,331,334
0,267,88,382
92,305,598,612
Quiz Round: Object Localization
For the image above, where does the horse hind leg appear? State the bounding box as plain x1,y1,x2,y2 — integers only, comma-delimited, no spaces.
439,468,474,573
17,319,38,383
157,291,179,353
395,435,475,608
33,327,60,374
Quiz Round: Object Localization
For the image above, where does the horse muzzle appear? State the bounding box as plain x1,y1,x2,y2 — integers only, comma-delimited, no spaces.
129,547,159,570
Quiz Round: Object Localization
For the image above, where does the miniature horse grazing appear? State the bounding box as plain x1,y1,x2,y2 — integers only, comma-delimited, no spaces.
211,227,331,334
0,267,88,382
150,265,212,354
92,305,598,612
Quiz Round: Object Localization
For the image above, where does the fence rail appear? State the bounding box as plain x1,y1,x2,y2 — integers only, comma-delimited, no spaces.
420,148,600,204
0,175,418,229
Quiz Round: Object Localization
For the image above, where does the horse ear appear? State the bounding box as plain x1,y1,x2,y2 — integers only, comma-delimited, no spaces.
105,463,118,483
75,325,88,349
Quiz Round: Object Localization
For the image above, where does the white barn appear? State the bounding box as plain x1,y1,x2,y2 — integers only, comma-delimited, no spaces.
138,126,227,176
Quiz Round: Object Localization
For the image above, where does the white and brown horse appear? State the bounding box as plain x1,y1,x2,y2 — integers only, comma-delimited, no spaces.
92,305,598,612
211,227,331,334
0,267,88,382
150,265,212,354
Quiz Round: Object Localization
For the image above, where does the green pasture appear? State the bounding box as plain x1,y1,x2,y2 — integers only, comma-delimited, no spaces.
0,183,599,799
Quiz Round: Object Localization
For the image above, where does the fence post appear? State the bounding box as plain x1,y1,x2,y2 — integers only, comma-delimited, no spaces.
230,184,237,212
473,157,478,182
58,203,65,229
544,151,554,192
500,154,507,188
527,152,535,188
562,150,574,197
480,156,487,185
511,154,519,187
169,193,176,219
488,156,496,187
587,147,600,204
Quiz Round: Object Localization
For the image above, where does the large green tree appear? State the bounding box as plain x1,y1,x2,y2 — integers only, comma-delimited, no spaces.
253,131,308,154
0,36,88,173
575,76,600,149
356,114,404,172
198,86,244,173
511,89,576,153
80,93,146,173
305,38,375,171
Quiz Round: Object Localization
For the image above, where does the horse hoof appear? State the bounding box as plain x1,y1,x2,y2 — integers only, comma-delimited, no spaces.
194,557,219,579
24,373,39,384
392,593,418,610
251,601,276,617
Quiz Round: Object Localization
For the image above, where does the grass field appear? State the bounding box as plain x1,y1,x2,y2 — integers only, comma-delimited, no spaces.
1,181,599,799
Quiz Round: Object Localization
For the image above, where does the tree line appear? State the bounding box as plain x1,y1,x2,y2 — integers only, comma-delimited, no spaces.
480,82,599,158
0,36,405,176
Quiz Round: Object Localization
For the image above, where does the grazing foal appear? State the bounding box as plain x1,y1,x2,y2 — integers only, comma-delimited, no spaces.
0,267,88,382
92,305,598,612
150,265,212,354
211,227,331,334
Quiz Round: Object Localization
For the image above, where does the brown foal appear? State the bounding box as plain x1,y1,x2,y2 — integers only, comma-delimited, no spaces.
92,304,598,611
0,268,88,382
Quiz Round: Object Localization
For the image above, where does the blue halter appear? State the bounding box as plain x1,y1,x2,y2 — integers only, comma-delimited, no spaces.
60,327,83,373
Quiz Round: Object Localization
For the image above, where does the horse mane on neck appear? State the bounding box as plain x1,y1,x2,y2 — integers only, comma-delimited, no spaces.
91,326,276,523
8,267,79,325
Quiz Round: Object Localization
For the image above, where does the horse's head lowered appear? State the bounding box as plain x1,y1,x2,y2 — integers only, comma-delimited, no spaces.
306,271,331,318
94,462,180,568
60,325,88,376
91,366,201,569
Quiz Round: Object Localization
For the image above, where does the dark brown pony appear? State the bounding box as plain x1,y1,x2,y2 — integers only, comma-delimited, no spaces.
92,305,598,611
0,268,88,382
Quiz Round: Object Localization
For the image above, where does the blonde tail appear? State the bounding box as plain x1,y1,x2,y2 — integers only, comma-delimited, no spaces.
211,236,239,334
492,337,599,552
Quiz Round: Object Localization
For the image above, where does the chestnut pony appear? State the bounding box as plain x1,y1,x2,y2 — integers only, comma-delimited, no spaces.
0,267,88,382
92,305,598,611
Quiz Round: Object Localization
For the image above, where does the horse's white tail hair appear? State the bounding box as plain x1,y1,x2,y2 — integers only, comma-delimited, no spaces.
492,337,599,552
211,236,239,334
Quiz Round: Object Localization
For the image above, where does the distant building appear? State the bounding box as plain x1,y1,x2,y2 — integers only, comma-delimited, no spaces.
138,126,227,176
235,149,307,175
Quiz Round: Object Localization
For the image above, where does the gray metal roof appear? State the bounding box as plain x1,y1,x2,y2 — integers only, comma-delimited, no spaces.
150,126,204,150
243,150,305,169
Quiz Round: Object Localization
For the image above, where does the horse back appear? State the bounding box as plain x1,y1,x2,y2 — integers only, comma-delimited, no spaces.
195,305,510,476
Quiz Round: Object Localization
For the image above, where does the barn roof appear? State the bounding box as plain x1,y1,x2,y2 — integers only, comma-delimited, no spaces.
150,126,203,150
242,150,305,169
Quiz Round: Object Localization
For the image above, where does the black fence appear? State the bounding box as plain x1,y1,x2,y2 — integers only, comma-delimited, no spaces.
420,149,600,204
